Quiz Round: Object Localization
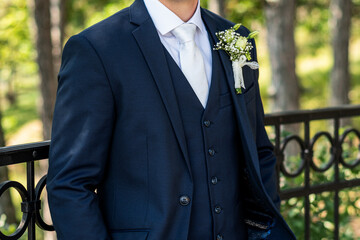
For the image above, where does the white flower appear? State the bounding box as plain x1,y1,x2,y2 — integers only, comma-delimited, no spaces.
214,24,260,94
224,30,235,43
235,36,248,50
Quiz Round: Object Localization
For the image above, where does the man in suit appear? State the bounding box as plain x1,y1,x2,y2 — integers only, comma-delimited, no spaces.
47,0,295,239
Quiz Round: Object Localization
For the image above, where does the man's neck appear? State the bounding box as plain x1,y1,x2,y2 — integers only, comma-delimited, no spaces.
159,0,198,22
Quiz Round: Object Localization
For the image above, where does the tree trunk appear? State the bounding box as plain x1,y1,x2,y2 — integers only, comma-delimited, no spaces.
51,0,65,76
265,0,300,113
265,0,300,160
34,0,57,141
33,1,64,239
0,111,17,225
60,0,67,48
329,0,351,107
208,0,226,17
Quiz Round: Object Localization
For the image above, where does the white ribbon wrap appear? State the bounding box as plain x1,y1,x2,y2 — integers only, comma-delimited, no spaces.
232,55,259,92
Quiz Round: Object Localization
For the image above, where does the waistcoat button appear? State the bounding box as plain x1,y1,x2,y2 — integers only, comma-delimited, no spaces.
214,205,222,214
179,195,190,206
211,177,218,185
208,148,215,156
216,234,223,240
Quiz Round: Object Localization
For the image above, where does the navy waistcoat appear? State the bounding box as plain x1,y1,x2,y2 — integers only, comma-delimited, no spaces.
163,40,247,240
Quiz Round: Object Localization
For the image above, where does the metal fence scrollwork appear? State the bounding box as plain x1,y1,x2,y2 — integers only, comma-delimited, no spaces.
0,141,54,240
265,105,360,240
0,180,29,239
339,128,360,169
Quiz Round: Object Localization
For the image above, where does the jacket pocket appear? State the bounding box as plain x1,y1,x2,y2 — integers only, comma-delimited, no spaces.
110,229,150,240
245,208,275,240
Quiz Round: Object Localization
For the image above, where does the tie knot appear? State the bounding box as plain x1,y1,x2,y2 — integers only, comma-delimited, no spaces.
172,23,197,44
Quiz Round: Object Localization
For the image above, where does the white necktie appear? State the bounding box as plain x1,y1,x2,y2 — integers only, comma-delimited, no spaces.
172,23,209,108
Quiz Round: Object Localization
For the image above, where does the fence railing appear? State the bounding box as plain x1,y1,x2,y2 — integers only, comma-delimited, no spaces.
265,104,360,240
0,141,52,240
0,104,359,240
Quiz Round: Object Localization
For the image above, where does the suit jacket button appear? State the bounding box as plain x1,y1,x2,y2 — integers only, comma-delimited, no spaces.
208,148,215,156
179,195,190,206
203,120,211,127
216,234,223,240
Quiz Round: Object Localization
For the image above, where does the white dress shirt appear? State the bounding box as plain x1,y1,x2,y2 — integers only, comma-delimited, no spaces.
143,0,213,85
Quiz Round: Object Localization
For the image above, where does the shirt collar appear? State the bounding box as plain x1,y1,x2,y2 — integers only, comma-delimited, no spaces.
144,0,206,36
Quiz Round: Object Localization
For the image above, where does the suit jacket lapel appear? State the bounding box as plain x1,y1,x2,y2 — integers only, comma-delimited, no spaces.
130,0,192,176
201,9,261,175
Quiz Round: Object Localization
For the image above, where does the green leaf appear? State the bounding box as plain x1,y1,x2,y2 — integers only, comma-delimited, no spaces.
245,52,252,61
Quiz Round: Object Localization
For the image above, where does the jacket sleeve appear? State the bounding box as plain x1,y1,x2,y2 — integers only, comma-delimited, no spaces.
46,34,115,240
251,39,281,210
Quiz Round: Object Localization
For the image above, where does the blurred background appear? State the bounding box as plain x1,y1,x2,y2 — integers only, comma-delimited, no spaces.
0,0,359,239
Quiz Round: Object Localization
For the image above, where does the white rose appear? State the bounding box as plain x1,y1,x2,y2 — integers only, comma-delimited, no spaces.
235,36,248,50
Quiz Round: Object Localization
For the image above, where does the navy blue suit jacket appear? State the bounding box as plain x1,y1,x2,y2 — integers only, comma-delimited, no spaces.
47,0,295,239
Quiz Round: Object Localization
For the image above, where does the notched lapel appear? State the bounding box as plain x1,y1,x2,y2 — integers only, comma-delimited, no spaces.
131,1,191,177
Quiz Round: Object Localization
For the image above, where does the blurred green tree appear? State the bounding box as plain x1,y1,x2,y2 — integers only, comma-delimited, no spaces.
0,0,29,227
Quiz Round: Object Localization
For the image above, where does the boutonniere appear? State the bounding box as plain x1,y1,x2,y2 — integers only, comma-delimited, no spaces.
214,23,259,94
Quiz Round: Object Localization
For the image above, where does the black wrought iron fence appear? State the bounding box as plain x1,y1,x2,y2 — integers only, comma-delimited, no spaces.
264,104,360,240
0,104,359,240
0,141,52,240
